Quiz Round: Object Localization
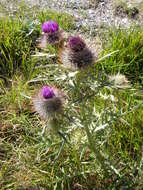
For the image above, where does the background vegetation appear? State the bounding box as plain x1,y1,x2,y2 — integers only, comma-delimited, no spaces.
0,2,143,190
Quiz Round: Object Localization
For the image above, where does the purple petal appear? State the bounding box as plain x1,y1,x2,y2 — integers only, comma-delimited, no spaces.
42,21,59,33
42,86,55,99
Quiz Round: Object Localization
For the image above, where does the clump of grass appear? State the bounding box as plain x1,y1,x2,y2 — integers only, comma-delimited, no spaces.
109,108,143,161
0,17,33,76
100,28,143,84
0,76,31,112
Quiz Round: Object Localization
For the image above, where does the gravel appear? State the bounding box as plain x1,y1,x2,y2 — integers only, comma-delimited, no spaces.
1,0,143,31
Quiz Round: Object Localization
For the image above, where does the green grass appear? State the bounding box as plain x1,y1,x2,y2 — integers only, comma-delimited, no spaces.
100,27,143,84
0,4,143,190
0,17,32,76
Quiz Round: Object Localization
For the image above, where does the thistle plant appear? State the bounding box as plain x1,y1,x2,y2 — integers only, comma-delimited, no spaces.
37,20,64,49
59,36,94,70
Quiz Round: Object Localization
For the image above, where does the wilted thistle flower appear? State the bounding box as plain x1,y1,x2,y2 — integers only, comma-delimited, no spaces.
38,20,63,48
109,73,130,88
33,86,63,119
59,36,94,70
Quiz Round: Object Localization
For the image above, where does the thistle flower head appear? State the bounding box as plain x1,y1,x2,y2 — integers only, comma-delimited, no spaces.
69,36,86,52
42,20,59,33
38,21,63,47
60,36,93,70
33,86,63,119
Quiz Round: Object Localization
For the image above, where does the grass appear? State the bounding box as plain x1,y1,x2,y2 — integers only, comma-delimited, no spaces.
0,3,143,190
100,27,143,84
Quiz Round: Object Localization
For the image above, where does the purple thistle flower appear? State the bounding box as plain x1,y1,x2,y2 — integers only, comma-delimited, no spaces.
38,20,63,47
33,86,63,119
42,21,59,33
60,36,94,70
69,36,86,52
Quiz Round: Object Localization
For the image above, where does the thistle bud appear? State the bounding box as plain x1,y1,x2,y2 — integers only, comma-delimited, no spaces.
59,36,94,70
109,73,130,88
